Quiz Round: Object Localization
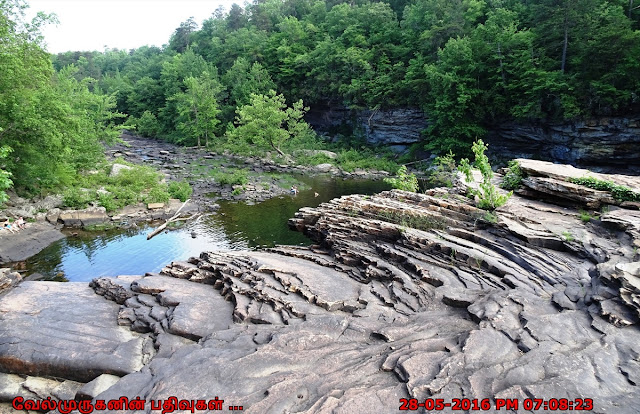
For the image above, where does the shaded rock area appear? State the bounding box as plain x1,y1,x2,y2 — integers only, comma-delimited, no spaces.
1,163,639,413
306,103,426,149
486,116,640,173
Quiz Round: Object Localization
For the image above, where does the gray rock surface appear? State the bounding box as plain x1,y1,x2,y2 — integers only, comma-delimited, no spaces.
0,163,639,413
0,222,65,264
306,104,427,146
58,206,110,227
0,281,152,383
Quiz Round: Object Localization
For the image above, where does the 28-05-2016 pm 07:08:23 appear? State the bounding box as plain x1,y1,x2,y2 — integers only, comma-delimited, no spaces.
399,397,594,411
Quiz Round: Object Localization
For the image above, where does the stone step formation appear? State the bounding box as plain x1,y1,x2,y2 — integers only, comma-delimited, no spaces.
0,161,639,413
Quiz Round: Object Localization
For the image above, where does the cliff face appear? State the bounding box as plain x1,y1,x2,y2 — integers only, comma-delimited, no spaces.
1,161,638,413
305,103,426,148
309,104,640,171
486,116,640,172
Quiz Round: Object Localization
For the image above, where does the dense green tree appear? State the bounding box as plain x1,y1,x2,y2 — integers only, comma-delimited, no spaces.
227,90,311,156
173,71,223,146
46,0,640,156
168,17,198,53
0,146,12,203
0,0,121,195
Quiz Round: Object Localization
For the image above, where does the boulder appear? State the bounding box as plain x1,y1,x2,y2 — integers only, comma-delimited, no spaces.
314,163,335,173
109,163,132,177
58,207,109,227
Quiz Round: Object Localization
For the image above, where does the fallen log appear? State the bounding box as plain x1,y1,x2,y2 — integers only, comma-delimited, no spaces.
147,199,192,240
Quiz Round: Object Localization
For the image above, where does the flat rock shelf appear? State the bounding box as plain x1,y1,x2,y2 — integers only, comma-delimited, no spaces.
0,160,639,413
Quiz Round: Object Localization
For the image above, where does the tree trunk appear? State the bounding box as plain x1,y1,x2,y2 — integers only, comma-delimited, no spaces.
497,43,506,83
272,142,285,157
561,15,568,73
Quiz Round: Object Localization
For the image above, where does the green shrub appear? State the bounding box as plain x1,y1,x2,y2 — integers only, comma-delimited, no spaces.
106,185,139,206
384,165,419,192
63,187,94,209
145,185,170,204
136,111,160,138
168,180,193,202
212,169,249,186
97,193,118,212
336,148,398,172
428,150,457,187
501,160,524,190
458,139,511,210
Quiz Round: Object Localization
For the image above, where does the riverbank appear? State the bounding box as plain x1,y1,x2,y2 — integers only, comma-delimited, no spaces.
107,132,392,204
0,133,394,269
0,160,638,412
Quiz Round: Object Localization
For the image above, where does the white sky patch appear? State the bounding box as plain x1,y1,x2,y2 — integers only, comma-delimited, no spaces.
26,0,240,53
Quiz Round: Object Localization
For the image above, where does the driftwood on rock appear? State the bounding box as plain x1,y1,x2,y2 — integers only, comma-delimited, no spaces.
146,199,193,240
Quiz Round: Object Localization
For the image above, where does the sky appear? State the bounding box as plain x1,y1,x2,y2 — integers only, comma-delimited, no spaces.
26,0,240,53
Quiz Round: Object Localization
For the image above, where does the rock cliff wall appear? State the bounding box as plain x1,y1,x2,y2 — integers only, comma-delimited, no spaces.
308,104,640,171
305,103,426,148
486,116,640,171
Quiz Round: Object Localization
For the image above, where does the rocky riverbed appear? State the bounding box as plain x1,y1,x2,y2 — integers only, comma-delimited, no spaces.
107,133,389,205
0,160,638,413
0,133,391,266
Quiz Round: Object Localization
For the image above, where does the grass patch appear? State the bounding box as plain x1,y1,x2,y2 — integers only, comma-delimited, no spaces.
578,210,592,223
375,210,447,231
562,231,575,242
211,168,249,186
335,148,398,173
63,163,170,212
168,180,192,202
570,176,640,202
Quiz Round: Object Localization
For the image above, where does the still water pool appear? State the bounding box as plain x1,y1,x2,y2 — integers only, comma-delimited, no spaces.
23,176,390,282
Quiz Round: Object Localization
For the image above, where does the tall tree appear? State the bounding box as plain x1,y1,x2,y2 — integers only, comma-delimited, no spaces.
227,90,310,156
174,71,223,146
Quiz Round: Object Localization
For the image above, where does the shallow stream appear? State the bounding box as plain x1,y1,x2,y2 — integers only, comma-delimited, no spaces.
23,176,390,282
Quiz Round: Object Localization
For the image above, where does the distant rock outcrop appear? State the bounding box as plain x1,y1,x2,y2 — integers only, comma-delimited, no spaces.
306,103,426,148
0,162,639,413
486,116,640,172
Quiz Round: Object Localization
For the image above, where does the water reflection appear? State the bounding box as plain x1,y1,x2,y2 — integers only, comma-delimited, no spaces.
22,176,391,282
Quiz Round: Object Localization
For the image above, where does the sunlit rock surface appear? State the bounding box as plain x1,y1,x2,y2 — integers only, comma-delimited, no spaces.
0,162,639,413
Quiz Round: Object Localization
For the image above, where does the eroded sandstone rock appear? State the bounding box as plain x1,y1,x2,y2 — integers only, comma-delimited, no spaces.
1,167,640,412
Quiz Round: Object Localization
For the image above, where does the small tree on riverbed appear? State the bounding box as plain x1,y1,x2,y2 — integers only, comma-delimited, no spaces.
174,71,222,147
226,90,312,156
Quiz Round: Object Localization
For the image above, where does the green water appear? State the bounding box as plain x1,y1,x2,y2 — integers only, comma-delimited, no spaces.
21,176,390,282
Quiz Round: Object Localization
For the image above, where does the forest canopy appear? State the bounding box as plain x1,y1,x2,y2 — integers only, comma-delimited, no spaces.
3,0,640,200
51,0,640,154
0,0,121,198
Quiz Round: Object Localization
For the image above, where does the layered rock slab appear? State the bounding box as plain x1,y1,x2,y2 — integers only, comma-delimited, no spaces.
2,175,640,413
0,282,152,383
